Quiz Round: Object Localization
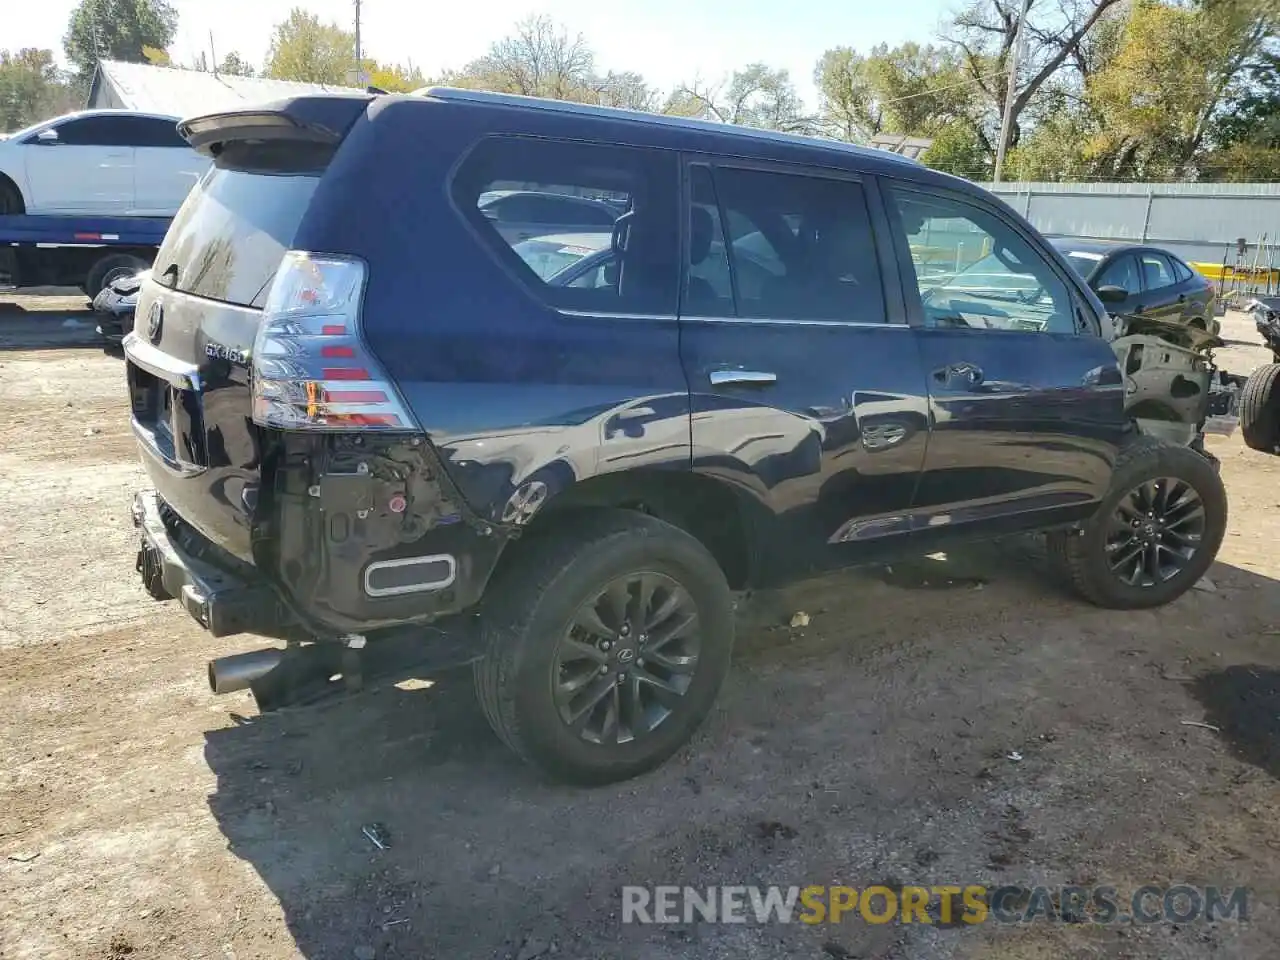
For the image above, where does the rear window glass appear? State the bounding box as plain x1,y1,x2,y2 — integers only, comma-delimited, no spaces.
152,165,318,307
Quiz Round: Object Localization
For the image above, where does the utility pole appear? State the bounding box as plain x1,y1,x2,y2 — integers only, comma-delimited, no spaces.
993,0,1032,184
353,0,364,86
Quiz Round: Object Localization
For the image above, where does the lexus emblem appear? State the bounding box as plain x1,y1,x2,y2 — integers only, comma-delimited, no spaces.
146,301,164,343
616,648,635,663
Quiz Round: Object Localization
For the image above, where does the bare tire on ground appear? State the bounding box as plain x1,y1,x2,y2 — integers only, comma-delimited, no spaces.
1048,436,1226,609
1239,363,1280,453
85,253,149,300
474,509,735,785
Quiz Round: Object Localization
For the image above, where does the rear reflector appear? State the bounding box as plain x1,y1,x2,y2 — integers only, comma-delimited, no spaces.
251,252,416,431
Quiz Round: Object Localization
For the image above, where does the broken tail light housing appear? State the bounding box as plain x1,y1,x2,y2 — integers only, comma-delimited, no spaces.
251,252,416,431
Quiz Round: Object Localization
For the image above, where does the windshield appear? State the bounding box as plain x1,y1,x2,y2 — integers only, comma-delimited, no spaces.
512,234,610,281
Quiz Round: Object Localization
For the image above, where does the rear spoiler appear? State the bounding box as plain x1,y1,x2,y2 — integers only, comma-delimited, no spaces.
179,94,374,157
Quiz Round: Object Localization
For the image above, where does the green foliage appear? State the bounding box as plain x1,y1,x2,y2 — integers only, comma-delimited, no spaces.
0,49,79,132
63,0,177,79
921,123,990,179
217,52,256,78
264,8,355,84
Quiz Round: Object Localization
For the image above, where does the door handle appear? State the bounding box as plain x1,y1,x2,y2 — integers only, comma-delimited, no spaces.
1177,294,1186,303
933,362,984,388
709,369,777,387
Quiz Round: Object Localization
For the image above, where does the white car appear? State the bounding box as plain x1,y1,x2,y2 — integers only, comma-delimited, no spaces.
0,110,207,218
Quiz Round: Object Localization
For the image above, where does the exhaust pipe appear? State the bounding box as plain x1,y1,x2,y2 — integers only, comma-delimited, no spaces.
208,647,283,695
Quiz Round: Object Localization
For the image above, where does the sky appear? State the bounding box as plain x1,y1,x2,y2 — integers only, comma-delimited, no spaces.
14,0,951,106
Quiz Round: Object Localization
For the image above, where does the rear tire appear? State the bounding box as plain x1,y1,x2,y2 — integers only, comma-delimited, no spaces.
474,509,734,785
1240,363,1280,453
85,253,148,300
1048,437,1226,609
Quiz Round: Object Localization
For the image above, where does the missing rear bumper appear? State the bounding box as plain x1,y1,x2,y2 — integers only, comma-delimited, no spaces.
131,490,293,638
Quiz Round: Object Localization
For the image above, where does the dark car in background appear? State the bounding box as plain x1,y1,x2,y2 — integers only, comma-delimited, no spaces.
1048,239,1216,332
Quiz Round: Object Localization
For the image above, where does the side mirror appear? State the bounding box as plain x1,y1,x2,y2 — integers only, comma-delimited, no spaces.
35,128,59,144
1094,284,1128,305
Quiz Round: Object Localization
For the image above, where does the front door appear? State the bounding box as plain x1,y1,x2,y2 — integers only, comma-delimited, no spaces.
881,182,1129,533
22,115,134,215
678,161,931,580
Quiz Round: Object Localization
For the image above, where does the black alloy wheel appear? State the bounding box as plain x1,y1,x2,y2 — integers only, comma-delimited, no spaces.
1105,477,1205,588
552,572,700,745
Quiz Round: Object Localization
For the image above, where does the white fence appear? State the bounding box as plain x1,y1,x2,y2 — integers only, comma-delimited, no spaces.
985,181,1280,267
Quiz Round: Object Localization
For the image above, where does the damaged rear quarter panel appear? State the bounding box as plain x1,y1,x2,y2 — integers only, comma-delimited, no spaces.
261,432,505,635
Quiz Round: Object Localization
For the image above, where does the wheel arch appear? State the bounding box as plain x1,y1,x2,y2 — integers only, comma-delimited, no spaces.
493,468,762,591
0,169,26,213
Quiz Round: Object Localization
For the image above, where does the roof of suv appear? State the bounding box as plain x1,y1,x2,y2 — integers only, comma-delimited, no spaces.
419,86,922,170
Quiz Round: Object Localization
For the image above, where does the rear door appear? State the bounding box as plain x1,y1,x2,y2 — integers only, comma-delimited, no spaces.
883,182,1128,532
119,116,207,215
678,160,930,577
22,115,134,214
126,142,330,561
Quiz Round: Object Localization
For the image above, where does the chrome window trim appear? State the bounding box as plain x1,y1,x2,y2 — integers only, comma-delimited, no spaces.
557,309,906,329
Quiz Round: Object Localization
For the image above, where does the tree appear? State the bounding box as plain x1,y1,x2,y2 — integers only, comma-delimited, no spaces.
447,15,596,100
264,8,355,84
63,0,177,80
813,47,884,141
367,61,425,92
0,49,78,132
942,0,1127,152
1083,0,1278,178
217,52,256,77
668,65,814,133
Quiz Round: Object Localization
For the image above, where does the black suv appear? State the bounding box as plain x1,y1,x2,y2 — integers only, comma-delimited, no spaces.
125,88,1227,784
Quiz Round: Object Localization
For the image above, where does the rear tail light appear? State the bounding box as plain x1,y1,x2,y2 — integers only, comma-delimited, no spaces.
251,252,416,431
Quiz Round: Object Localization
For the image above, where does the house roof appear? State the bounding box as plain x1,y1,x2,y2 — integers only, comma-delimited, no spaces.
90,60,364,119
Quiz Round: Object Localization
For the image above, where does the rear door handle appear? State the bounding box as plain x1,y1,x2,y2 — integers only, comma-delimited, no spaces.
709,369,777,387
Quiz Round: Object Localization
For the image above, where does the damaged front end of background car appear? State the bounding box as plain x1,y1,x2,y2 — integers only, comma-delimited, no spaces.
1109,311,1243,456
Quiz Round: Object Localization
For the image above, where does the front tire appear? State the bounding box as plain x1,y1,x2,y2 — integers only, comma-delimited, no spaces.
474,510,734,785
1240,363,1280,453
1048,437,1226,609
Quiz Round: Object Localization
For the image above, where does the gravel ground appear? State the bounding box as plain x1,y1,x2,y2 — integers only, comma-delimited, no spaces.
1,295,1278,960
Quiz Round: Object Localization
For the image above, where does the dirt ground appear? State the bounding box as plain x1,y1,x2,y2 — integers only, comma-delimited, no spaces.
2,295,1279,960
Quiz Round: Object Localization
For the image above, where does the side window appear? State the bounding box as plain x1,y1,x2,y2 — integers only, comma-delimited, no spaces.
691,165,886,323
455,138,678,315
1171,257,1195,284
685,167,735,316
118,116,186,148
1139,253,1175,291
888,186,1074,334
1095,255,1142,296
49,117,133,147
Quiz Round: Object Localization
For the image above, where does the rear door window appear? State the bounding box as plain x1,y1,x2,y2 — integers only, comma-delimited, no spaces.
115,116,186,148
454,137,679,316
1139,253,1176,291
688,164,886,323
152,165,319,307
